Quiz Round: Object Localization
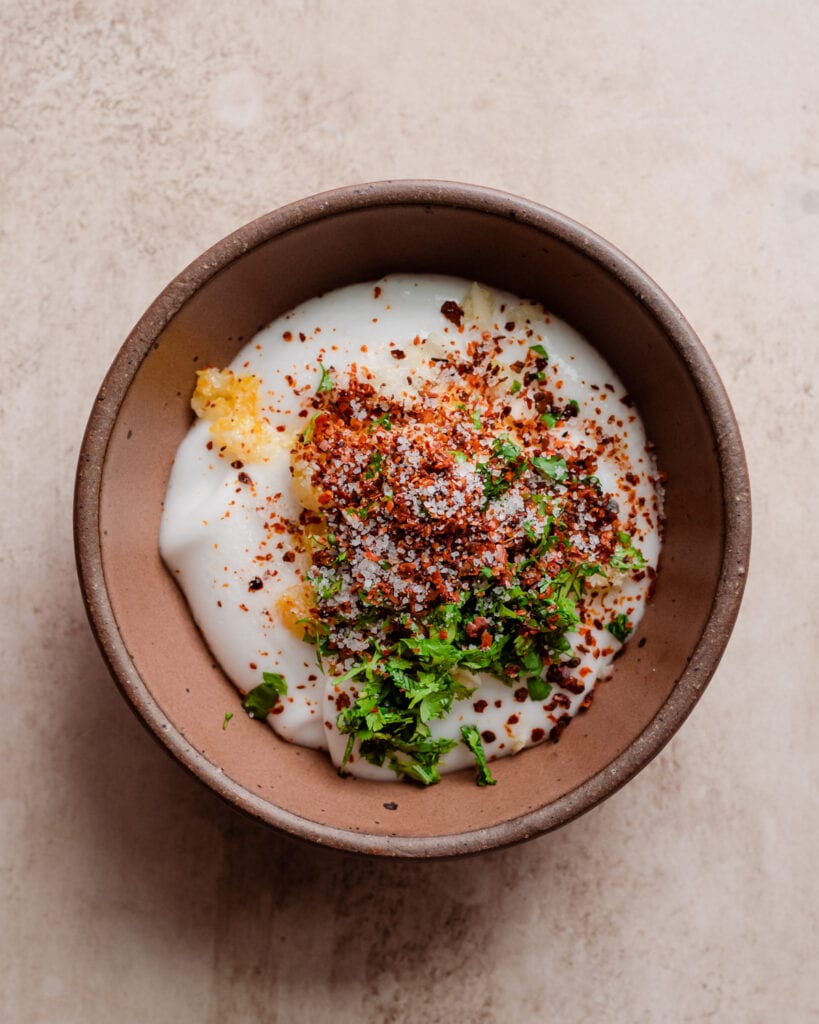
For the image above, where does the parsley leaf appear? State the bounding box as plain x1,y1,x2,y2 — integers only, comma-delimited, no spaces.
460,725,496,786
527,676,552,701
301,412,321,443
531,454,568,483
222,711,233,730
242,671,288,719
609,532,647,573
529,343,549,359
317,363,335,394
606,613,633,644
368,412,392,432
364,450,384,479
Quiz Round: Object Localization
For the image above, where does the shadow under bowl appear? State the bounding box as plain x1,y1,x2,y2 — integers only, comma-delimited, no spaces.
75,180,751,858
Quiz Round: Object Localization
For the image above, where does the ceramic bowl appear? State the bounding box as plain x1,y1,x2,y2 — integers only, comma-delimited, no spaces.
74,181,750,857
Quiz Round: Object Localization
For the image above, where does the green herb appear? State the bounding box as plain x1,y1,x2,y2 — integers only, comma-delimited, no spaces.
509,380,522,395
531,454,568,483
324,544,602,785
606,613,633,644
242,671,288,719
540,412,557,428
364,450,384,479
368,412,392,432
301,413,321,443
452,450,468,464
315,572,343,600
526,676,552,701
529,343,549,360
460,725,496,786
222,711,233,730
317,363,335,394
471,409,483,430
476,435,527,504
609,532,647,573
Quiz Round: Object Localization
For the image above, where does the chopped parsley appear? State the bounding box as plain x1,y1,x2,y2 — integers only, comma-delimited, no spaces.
476,435,527,504
606,613,633,644
531,454,568,483
301,412,322,443
368,412,392,432
610,531,647,573
222,711,233,730
529,343,549,359
364,450,385,479
460,725,496,786
242,671,288,719
317,363,335,394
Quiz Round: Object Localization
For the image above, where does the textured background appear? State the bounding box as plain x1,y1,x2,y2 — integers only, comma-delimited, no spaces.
2,2,818,1021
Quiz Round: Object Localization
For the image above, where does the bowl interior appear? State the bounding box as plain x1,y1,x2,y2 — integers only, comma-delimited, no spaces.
88,192,733,854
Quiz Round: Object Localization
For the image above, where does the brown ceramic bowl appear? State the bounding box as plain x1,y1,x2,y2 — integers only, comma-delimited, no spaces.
75,181,750,857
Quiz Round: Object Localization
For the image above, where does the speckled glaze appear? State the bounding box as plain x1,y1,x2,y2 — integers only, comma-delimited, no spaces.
74,181,751,858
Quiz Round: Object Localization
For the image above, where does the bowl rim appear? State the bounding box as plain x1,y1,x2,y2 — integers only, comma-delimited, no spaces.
74,179,751,858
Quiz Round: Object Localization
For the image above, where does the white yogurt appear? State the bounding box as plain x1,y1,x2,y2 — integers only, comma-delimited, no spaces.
160,275,662,780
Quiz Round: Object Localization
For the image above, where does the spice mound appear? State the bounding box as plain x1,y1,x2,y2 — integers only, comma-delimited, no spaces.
291,317,654,784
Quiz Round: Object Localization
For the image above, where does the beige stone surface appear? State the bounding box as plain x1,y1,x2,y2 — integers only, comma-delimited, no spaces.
1,1,817,1021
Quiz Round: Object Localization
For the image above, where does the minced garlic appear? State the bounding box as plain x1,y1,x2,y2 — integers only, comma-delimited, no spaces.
191,368,273,460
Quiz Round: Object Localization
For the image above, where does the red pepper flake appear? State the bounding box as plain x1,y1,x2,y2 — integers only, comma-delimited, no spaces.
473,699,488,713
391,349,406,359
282,551,296,563
283,331,293,341
238,471,253,486
440,300,463,326
513,687,528,702
231,459,244,469
248,578,263,592
506,713,520,725
549,714,571,742
373,285,382,298
481,730,496,744
531,727,545,742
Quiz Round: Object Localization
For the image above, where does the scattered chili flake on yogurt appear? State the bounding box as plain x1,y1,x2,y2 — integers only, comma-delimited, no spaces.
160,276,663,786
